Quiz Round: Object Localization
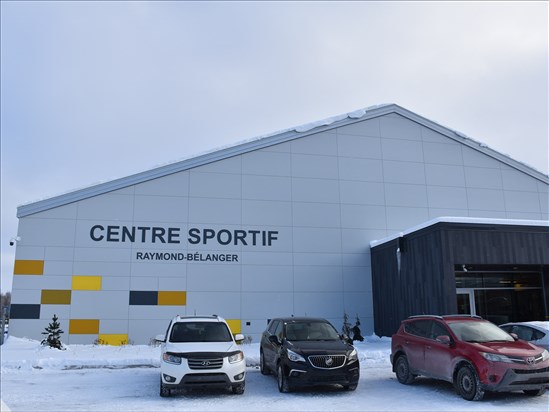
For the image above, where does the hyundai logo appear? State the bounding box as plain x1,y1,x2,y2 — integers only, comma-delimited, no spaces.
526,357,535,365
325,357,333,366
202,360,211,366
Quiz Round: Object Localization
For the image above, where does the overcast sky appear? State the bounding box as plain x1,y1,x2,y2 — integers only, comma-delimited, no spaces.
1,1,548,292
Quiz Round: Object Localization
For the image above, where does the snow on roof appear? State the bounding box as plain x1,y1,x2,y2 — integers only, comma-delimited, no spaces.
369,217,549,248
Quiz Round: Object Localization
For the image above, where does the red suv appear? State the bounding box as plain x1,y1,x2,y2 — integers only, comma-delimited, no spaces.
391,315,549,401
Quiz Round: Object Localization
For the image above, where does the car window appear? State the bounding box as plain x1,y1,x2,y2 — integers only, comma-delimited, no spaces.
170,322,232,343
430,321,450,340
284,321,339,341
267,320,280,335
449,321,514,343
532,329,546,340
404,320,431,338
274,321,283,341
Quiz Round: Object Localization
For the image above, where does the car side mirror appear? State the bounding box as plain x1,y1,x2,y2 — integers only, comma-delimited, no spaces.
234,333,245,343
510,333,519,341
155,334,166,343
341,334,352,344
268,335,281,345
436,335,451,345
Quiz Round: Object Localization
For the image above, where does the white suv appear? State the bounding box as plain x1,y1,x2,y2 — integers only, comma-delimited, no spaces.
156,315,246,397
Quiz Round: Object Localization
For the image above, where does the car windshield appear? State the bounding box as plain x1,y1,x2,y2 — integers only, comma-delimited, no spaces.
170,322,232,343
285,321,340,341
448,321,514,343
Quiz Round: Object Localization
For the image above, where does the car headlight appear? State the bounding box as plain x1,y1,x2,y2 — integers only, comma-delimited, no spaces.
347,348,358,364
162,353,182,364
287,349,305,363
481,352,514,363
541,350,549,362
228,351,244,364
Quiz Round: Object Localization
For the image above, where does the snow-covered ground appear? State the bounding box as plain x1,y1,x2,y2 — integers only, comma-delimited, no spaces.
1,335,547,411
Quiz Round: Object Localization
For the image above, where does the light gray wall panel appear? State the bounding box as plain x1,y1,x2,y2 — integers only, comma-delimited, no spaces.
30,203,78,220
189,172,241,199
242,175,292,201
158,277,186,291
10,289,41,303
77,194,134,220
186,292,241,318
501,169,540,192
241,265,293,292
292,202,341,228
8,320,44,341
129,306,184,320
134,171,190,196
193,156,242,174
73,261,131,277
130,277,158,290
342,229,386,254
13,275,71,290
343,267,371,292
45,247,74,261
102,276,130,291
240,251,293,266
18,218,76,247
344,292,374,318
40,305,71,320
506,211,545,220
428,208,469,219
504,191,542,213
293,266,343,292
133,195,189,222
336,118,380,137
44,261,74,276
423,142,464,165
380,114,421,141
339,158,383,182
293,292,344,318
68,335,99,345
425,164,465,187
14,246,45,260
291,154,338,179
465,167,503,189
385,183,428,207
187,265,241,292
74,247,131,262
462,147,502,169
467,188,505,211
292,227,342,253
292,178,340,203
242,200,292,226
339,181,385,206
131,262,186,277
242,151,291,176
130,319,167,343
291,131,337,156
469,210,507,219
383,161,426,185
340,204,386,230
386,206,429,231
421,127,460,144
337,135,382,159
71,291,129,318
260,142,291,153
241,292,294,319
427,186,468,209
100,319,129,334
188,198,242,225
293,252,342,267
382,139,424,162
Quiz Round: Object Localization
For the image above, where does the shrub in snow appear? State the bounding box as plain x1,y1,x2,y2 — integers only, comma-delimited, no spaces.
41,314,64,350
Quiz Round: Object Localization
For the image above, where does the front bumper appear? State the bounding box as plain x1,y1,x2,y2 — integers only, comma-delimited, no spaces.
482,366,549,393
284,360,360,388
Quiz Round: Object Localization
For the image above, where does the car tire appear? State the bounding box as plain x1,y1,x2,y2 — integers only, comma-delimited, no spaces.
159,378,171,398
260,351,270,375
523,388,546,396
232,383,245,395
455,365,484,401
344,384,357,391
395,355,415,385
277,363,291,393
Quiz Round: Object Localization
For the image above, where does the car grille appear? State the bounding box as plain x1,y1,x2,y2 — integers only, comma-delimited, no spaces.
509,354,546,365
188,357,224,370
308,355,346,369
513,367,549,375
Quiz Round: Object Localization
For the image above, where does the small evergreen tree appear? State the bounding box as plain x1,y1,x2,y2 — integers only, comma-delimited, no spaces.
41,314,64,350
341,312,352,338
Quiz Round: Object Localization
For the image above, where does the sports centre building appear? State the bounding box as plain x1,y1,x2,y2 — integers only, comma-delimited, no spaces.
9,104,549,344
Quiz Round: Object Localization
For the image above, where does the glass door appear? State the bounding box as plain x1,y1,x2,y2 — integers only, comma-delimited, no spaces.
456,289,476,315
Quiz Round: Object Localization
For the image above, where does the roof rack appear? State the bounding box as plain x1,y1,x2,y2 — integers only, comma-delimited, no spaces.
407,314,483,320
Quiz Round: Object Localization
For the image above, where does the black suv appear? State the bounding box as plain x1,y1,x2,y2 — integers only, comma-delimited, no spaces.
260,317,360,392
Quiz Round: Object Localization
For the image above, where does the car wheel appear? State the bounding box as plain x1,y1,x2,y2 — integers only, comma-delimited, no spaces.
395,355,415,385
260,351,270,375
159,378,171,398
277,363,291,393
232,383,245,395
455,365,484,401
523,388,546,396
344,384,357,391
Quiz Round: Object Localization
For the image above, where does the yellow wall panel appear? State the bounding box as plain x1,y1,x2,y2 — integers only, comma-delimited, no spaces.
14,260,44,275
69,319,100,334
226,319,242,335
72,276,102,290
157,291,186,306
41,290,71,304
98,334,129,346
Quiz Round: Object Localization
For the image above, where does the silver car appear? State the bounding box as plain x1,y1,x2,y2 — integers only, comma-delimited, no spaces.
499,321,549,350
